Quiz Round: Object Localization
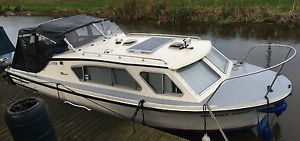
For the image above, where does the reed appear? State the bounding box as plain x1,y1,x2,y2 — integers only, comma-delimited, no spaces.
0,0,298,25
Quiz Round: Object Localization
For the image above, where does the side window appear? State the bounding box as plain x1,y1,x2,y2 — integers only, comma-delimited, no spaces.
113,69,141,90
72,66,141,90
84,66,112,85
72,67,83,80
140,72,182,95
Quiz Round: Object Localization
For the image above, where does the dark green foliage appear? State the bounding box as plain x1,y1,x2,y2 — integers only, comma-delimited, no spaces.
13,5,22,14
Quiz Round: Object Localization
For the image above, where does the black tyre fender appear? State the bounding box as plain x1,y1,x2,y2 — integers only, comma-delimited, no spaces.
5,97,56,141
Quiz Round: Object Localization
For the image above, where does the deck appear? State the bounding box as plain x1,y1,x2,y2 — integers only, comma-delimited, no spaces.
0,73,185,141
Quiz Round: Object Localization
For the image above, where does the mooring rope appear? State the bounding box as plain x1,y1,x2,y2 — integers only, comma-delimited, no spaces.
130,99,146,133
0,127,8,136
203,104,207,132
205,103,229,141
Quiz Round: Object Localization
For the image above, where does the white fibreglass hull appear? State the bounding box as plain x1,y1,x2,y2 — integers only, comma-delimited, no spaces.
10,75,268,131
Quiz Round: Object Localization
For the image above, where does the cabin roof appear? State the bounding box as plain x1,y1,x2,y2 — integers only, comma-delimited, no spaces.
54,34,213,70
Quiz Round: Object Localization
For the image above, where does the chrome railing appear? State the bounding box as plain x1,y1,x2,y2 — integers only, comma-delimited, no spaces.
205,44,296,104
81,51,168,65
128,33,201,40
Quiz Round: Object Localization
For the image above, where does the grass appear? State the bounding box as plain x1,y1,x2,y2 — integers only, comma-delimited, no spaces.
0,0,114,11
0,0,299,25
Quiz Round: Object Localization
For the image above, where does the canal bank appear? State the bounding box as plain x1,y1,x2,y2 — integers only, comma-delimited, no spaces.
0,0,299,25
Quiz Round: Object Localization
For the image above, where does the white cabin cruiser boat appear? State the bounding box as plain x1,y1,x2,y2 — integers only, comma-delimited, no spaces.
5,15,296,132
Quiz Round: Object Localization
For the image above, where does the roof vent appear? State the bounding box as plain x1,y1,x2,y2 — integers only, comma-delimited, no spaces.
115,38,123,44
169,42,184,49
123,39,137,45
169,38,193,50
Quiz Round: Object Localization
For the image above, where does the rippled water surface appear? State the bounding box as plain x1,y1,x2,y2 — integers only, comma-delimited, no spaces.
1,16,299,141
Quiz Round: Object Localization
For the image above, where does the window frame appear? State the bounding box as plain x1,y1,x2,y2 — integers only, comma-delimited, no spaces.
205,47,230,74
140,71,183,96
71,65,141,91
177,59,222,95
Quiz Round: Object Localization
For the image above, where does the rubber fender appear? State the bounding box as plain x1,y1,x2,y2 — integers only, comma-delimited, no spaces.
5,97,56,141
257,115,267,134
259,101,287,117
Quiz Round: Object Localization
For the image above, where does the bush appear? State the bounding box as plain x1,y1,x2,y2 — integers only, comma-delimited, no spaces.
13,5,22,14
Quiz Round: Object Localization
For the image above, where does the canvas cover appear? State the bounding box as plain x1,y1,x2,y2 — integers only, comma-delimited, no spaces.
18,15,105,41
0,26,15,55
12,15,104,73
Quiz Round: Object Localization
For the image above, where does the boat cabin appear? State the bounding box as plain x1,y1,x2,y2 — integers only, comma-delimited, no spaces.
11,15,233,104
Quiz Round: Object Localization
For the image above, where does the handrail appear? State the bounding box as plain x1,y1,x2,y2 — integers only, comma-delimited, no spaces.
128,33,201,40
81,51,168,65
205,44,296,105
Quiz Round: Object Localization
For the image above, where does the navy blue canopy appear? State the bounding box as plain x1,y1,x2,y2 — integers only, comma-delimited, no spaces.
0,26,15,55
19,15,106,42
12,15,107,73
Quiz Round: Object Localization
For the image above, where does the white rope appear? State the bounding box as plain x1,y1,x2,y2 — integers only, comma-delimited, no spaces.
206,103,229,141
64,101,91,111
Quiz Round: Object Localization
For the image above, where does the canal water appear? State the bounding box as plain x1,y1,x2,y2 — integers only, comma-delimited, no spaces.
1,16,299,141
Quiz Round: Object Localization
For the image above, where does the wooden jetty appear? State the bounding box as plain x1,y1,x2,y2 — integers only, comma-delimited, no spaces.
0,75,186,141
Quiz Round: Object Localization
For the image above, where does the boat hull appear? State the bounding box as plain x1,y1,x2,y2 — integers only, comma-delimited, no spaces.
6,71,277,132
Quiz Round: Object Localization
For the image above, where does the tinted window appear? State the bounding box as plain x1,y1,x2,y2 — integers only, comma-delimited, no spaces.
84,66,112,85
72,66,141,90
141,72,182,95
72,67,83,80
113,69,141,90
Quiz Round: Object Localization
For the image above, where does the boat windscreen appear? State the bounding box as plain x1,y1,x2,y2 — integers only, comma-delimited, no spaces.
65,24,104,48
178,60,220,94
206,48,228,73
94,21,123,37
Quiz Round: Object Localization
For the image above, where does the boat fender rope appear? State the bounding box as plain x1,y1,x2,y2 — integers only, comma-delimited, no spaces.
206,103,229,141
56,83,61,100
130,99,145,123
130,99,145,133
264,96,270,125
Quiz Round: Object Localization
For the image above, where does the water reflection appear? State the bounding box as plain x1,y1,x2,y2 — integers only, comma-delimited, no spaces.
272,123,281,141
120,22,300,43
158,120,283,141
